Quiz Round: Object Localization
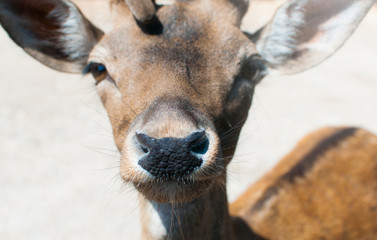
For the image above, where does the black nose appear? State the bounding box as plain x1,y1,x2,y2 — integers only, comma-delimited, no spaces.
135,131,209,178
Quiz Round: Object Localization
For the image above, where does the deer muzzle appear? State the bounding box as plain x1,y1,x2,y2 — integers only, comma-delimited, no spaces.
119,98,224,202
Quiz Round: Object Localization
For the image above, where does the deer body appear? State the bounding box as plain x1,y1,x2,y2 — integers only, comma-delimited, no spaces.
0,0,376,239
231,127,377,240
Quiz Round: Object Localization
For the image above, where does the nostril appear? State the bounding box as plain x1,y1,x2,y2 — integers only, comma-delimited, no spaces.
136,133,154,154
140,145,149,154
190,136,209,155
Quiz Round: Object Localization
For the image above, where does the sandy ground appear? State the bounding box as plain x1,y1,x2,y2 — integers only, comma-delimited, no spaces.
0,1,376,239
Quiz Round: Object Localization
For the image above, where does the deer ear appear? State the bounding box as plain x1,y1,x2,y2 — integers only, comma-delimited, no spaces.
249,0,374,75
0,0,103,73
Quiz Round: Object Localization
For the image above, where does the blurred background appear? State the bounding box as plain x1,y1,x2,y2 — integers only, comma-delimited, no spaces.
0,0,376,239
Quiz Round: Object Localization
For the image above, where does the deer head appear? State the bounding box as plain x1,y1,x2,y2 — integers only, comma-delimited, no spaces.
0,0,374,206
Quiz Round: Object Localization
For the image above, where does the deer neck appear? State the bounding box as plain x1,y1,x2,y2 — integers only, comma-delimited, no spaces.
139,185,233,240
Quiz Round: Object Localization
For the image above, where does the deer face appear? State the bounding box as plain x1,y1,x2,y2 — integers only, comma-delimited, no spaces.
90,4,262,201
1,0,373,203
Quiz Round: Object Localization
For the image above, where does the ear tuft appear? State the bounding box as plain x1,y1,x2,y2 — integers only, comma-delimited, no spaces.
0,0,103,73
255,1,305,67
249,0,375,75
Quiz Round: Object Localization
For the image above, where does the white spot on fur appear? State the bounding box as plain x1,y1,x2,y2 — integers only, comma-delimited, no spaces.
145,201,168,238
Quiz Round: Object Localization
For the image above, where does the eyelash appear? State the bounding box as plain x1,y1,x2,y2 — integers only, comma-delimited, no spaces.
84,62,108,84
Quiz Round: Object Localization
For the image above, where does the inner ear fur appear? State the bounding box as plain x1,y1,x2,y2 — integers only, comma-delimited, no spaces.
247,0,375,75
0,0,103,73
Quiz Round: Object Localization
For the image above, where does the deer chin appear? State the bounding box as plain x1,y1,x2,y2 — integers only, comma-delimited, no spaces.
133,176,224,203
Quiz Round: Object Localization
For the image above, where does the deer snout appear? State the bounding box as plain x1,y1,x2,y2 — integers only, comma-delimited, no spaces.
120,98,224,193
135,131,209,178
119,99,224,202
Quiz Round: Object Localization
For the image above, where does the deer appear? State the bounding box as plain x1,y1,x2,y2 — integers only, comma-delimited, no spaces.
0,0,376,239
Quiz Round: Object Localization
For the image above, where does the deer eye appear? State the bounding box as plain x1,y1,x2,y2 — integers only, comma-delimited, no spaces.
239,55,266,83
84,62,108,84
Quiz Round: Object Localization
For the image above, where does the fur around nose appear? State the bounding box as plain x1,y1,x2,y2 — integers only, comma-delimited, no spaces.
136,131,209,178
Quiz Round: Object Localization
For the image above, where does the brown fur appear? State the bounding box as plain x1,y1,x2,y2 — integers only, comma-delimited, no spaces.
124,0,156,23
0,0,375,239
231,127,377,240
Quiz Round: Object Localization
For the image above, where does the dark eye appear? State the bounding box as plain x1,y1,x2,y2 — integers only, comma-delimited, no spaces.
239,55,266,83
84,62,108,83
